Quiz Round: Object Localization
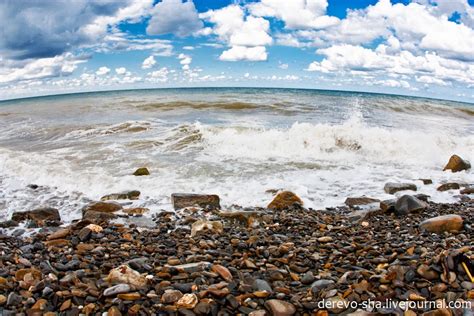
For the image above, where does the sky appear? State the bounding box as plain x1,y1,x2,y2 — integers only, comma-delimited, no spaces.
0,0,473,102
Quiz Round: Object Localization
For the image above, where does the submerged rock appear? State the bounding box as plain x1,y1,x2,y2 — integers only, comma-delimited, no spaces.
190,220,223,237
419,215,464,233
344,196,379,208
171,193,220,210
11,207,61,226
133,167,150,176
394,195,428,215
460,187,474,194
101,190,140,201
82,201,122,215
443,154,471,172
267,191,303,210
384,182,417,194
437,183,460,192
82,210,117,224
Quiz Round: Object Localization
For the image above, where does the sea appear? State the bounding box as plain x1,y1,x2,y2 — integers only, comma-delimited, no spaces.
0,87,473,224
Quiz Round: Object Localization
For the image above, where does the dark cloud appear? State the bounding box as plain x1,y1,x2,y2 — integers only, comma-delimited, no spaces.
0,0,131,60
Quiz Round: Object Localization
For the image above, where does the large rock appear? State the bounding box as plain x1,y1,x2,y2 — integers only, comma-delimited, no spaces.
133,167,150,176
267,191,303,210
11,207,60,226
190,220,223,237
443,154,471,172
82,210,117,223
101,190,140,201
82,201,122,216
437,183,460,192
460,187,474,194
394,195,428,216
384,182,417,194
344,196,380,208
171,193,220,210
419,215,464,233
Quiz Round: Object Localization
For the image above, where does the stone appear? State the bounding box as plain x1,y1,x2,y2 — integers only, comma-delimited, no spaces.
311,279,335,294
85,223,103,233
211,264,233,282
318,236,333,243
420,179,433,185
6,292,22,306
47,228,70,240
176,293,198,309
117,292,141,300
264,299,296,316
11,207,60,226
0,220,19,228
82,201,122,215
419,215,464,233
171,193,220,210
161,289,183,304
167,262,211,273
417,265,439,280
254,279,273,293
384,182,417,194
105,265,148,289
78,227,92,242
443,154,471,172
107,306,122,316
103,284,132,296
344,197,380,208
460,187,474,194
326,296,348,314
267,191,303,210
133,167,150,176
82,210,117,223
437,183,461,192
0,294,5,305
191,220,223,237
123,207,149,215
395,195,428,215
380,198,397,212
101,190,140,201
59,299,71,311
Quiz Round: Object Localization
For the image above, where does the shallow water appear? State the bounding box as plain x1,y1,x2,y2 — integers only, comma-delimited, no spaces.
0,87,473,223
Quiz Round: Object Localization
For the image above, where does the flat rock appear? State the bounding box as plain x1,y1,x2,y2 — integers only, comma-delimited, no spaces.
101,190,140,201
419,215,464,233
443,154,471,172
267,191,303,211
395,195,428,215
82,201,122,215
166,262,211,273
105,265,148,289
82,210,117,223
344,196,380,208
264,299,296,316
171,193,220,210
384,182,417,194
437,183,460,192
11,207,60,226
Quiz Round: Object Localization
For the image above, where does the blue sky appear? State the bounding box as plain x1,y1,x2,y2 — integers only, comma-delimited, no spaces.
0,0,473,102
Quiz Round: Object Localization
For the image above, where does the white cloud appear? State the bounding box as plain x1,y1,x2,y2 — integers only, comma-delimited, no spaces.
248,0,339,29
178,53,192,70
219,46,268,62
95,66,111,76
142,55,156,69
147,0,203,37
200,5,272,61
278,62,289,69
183,46,194,50
115,67,127,75
0,53,87,84
147,67,169,82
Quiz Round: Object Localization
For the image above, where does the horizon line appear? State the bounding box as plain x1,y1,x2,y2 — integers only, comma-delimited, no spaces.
1,86,473,106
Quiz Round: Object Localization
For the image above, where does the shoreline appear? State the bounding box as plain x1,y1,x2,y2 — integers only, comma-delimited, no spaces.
0,192,473,314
